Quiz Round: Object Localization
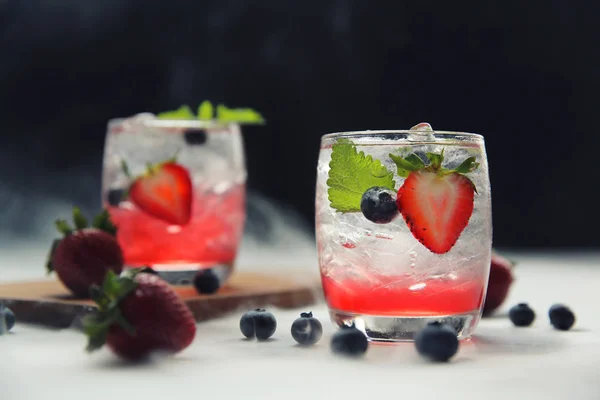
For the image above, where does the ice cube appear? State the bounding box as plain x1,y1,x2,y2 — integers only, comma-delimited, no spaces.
410,122,433,131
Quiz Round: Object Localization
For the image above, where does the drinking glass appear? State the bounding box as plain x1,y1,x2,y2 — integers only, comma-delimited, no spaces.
315,128,492,341
102,114,246,285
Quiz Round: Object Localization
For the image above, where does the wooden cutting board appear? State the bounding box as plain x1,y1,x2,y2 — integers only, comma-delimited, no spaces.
0,272,321,329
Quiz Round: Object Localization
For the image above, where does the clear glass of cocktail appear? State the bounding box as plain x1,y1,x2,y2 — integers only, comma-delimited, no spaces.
102,113,246,285
315,123,492,341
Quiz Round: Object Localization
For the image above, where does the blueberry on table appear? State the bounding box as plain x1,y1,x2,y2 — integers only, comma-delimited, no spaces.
4,307,15,331
415,322,459,362
107,188,126,206
184,129,208,146
331,325,368,356
0,305,15,333
360,187,398,224
193,269,220,294
509,303,536,327
240,309,277,340
549,304,576,331
291,312,323,345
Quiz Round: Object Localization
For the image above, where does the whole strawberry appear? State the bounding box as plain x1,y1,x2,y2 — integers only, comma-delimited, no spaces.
47,208,124,298
84,270,197,360
482,251,515,316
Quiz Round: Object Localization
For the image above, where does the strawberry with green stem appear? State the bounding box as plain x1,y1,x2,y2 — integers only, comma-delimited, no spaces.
48,208,123,297
391,149,479,254
121,154,193,226
83,269,197,360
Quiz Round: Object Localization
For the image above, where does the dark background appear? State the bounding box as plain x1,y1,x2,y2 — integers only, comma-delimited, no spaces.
0,1,598,249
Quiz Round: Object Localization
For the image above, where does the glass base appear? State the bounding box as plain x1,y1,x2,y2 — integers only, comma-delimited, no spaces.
329,309,481,342
125,263,233,286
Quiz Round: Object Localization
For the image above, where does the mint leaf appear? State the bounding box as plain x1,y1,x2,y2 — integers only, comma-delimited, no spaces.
327,139,395,212
455,156,480,174
389,153,425,178
216,104,265,124
157,105,195,120
198,100,214,120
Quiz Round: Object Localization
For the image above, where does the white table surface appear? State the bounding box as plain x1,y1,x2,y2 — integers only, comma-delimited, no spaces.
1,241,599,400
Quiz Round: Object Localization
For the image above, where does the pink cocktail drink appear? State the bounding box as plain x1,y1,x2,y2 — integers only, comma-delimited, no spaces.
108,184,245,267
315,125,492,341
102,114,246,284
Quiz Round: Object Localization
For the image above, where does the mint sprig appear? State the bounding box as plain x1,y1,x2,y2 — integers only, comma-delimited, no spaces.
327,139,396,213
157,101,265,125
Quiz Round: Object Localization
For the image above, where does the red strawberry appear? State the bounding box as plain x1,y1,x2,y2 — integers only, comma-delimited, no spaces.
128,161,192,225
84,269,197,360
47,208,124,298
392,150,479,254
482,251,515,316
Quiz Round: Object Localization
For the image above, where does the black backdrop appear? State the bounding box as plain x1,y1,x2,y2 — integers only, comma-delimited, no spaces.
0,1,598,248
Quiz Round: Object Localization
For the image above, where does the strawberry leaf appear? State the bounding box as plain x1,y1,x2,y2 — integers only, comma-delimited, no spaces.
92,210,117,236
84,270,140,352
55,219,72,236
389,153,425,178
327,139,395,212
455,157,480,174
72,207,88,230
45,238,61,274
197,100,214,120
426,150,444,171
121,160,131,179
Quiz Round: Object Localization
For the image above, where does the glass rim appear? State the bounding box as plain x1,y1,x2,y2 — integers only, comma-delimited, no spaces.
108,118,239,129
321,130,483,141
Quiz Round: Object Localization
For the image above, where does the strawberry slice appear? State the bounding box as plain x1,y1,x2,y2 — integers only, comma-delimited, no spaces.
392,150,479,254
129,161,193,225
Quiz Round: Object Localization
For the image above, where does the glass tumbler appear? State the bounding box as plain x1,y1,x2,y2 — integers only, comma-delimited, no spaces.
315,128,492,341
102,115,246,285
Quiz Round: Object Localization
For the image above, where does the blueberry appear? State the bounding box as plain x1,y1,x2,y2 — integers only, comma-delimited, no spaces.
360,187,398,224
4,307,15,331
184,129,208,145
509,303,536,327
107,188,126,206
291,312,323,345
240,309,277,340
193,269,220,294
549,304,576,331
415,322,459,362
331,325,368,356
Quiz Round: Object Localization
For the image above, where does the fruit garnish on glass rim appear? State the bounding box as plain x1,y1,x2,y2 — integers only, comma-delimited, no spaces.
393,149,479,254
157,100,265,125
121,156,193,226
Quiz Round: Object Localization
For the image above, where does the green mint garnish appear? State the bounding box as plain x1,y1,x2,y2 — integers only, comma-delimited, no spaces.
327,139,395,213
198,100,213,120
215,104,264,124
157,101,265,124
156,105,195,120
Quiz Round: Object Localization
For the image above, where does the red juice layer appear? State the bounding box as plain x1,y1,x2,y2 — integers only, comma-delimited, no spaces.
321,273,486,316
108,185,245,267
